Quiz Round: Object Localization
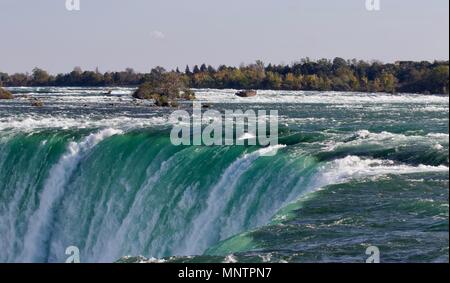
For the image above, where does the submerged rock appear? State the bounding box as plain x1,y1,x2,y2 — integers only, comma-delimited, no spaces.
0,87,13,99
30,98,44,107
202,103,213,109
235,90,257,97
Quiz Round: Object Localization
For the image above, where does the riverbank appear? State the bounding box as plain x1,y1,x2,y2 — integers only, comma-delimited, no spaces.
1,59,448,95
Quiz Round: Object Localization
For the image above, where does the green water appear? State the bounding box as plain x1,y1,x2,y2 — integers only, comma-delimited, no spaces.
0,87,448,263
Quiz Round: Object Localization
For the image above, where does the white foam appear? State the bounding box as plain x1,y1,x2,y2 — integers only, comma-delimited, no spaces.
6,86,134,96
4,87,449,105
275,156,449,223
181,145,285,255
20,128,123,262
355,130,409,141
434,144,444,150
427,133,450,139
223,254,238,263
317,156,449,188
324,130,448,152
194,89,450,104
138,256,167,263
95,150,185,262
0,115,169,132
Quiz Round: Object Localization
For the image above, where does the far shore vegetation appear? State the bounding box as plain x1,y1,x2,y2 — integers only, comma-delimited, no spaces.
1,58,449,96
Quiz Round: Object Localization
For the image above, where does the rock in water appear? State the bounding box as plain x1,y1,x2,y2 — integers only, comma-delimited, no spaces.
0,87,13,99
30,98,44,107
235,90,257,97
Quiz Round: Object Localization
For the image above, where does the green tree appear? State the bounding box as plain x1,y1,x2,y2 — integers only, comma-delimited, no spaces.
133,72,195,106
185,65,192,75
283,73,301,90
428,65,449,94
193,65,200,74
379,71,398,93
264,72,282,89
32,68,51,85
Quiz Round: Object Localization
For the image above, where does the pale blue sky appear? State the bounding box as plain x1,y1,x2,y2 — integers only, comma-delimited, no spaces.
0,0,448,74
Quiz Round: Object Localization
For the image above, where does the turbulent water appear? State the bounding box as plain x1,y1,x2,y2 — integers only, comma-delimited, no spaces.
0,87,448,263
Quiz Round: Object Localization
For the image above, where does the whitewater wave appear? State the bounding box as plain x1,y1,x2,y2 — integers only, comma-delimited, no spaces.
355,130,449,142
271,155,449,224
194,89,450,104
181,145,286,255
321,129,449,156
19,128,123,262
94,148,190,262
319,156,448,185
6,86,134,96
0,115,169,132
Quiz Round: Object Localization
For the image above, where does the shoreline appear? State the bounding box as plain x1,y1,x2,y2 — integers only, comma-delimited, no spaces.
1,59,448,95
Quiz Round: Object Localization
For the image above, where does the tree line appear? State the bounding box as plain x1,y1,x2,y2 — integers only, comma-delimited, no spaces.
1,58,448,94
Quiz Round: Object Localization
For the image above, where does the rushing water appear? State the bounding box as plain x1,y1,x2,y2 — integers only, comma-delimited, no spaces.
0,87,448,263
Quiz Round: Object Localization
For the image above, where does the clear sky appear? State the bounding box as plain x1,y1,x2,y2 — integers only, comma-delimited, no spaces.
0,0,448,74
